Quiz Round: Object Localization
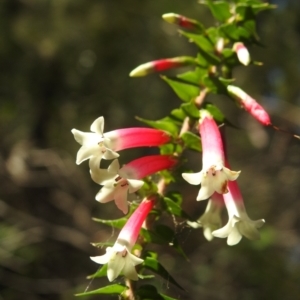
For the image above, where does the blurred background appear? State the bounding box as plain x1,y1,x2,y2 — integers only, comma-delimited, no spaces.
1,0,300,299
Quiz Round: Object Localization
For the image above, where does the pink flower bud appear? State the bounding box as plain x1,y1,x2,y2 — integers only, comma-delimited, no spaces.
227,85,271,126
233,42,251,66
129,57,195,77
162,13,203,31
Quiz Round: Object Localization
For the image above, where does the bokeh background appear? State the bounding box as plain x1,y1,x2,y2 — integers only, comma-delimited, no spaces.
1,0,300,299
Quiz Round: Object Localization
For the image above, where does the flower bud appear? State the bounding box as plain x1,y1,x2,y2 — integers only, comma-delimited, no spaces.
227,85,271,126
129,57,196,77
162,13,203,31
233,42,251,66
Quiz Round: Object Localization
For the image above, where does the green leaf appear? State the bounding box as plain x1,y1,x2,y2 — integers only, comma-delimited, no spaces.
179,31,220,65
136,116,179,136
87,264,107,279
202,75,228,94
179,31,213,52
170,107,186,121
251,3,276,14
154,225,189,260
161,76,199,102
136,284,165,300
143,257,185,291
205,0,232,22
222,48,239,67
136,284,179,300
181,131,202,152
177,68,206,85
181,102,200,119
76,284,127,296
162,197,190,218
204,103,225,122
92,216,127,229
166,192,183,205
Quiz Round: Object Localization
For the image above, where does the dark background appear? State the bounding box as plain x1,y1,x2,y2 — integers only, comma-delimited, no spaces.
1,0,300,299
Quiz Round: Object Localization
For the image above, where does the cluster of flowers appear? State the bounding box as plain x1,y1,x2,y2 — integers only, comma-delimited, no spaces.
72,32,271,281
183,110,265,245
71,117,176,281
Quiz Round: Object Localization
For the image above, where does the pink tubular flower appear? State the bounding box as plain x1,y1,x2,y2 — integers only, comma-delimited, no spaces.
212,174,265,246
90,155,177,214
188,192,224,241
227,85,271,126
91,196,155,281
182,110,240,200
71,116,170,164
162,13,203,31
129,56,196,77
233,42,251,66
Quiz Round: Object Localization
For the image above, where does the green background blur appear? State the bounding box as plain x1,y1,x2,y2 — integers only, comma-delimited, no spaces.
1,0,300,299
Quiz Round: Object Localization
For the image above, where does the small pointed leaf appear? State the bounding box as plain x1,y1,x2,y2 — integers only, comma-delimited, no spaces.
204,104,225,122
161,76,200,102
136,116,179,136
205,0,232,22
181,131,202,152
181,102,200,119
75,284,127,296
143,257,185,291
87,264,107,279
162,197,190,218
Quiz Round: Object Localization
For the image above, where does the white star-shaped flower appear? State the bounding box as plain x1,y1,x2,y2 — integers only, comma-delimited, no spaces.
188,192,223,241
71,116,119,165
91,240,143,282
182,164,240,201
212,179,265,245
90,158,144,214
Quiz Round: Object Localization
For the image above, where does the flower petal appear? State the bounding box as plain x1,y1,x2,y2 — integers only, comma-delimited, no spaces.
72,129,102,146
90,249,111,265
76,145,100,164
122,252,144,281
182,171,203,185
223,167,240,181
89,157,116,184
95,186,115,203
114,186,129,214
108,159,120,174
127,179,144,193
91,116,104,135
107,251,126,282
196,184,215,201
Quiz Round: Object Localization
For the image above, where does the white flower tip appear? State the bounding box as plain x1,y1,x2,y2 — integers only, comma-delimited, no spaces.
233,42,251,66
187,220,202,229
129,62,152,77
199,109,213,123
162,13,178,23
203,228,215,241
224,167,241,181
182,172,202,185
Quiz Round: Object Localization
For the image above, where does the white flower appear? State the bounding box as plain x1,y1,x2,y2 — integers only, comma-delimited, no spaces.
188,193,223,241
90,158,144,214
212,179,265,245
213,214,265,246
71,116,119,165
183,165,240,201
91,240,143,282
